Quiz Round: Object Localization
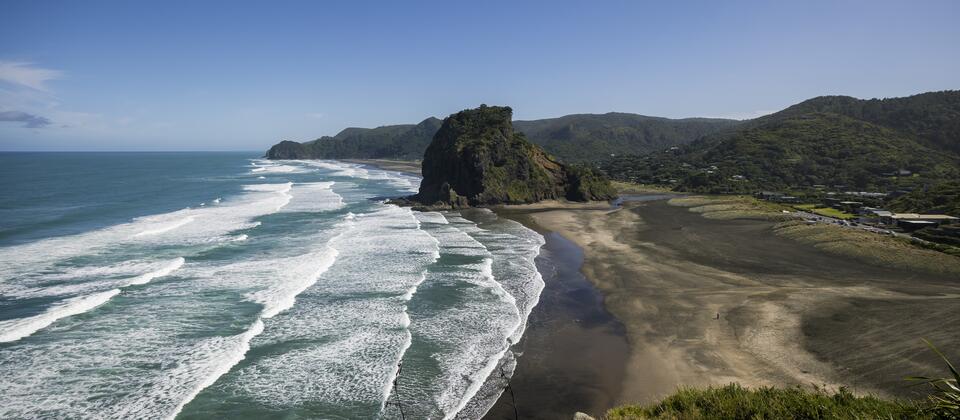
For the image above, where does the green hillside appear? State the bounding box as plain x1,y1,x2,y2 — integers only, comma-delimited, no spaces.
267,113,736,162
756,90,960,155
890,181,960,216
269,117,442,160
600,91,960,194
513,113,738,161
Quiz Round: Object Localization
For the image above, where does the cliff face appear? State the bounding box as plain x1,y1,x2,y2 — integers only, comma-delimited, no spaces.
413,105,616,207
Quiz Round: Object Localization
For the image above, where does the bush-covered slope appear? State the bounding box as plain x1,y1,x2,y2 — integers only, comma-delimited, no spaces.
412,105,616,206
266,113,737,162
265,117,442,160
599,91,960,194
890,181,960,216
602,112,958,193
513,113,738,162
756,90,960,155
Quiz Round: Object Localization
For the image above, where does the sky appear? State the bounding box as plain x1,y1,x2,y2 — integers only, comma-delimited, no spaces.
1,0,958,151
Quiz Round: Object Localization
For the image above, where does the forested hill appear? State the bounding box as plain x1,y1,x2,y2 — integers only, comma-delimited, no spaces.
513,113,738,161
748,90,960,155
267,117,443,160
600,91,960,194
265,113,738,161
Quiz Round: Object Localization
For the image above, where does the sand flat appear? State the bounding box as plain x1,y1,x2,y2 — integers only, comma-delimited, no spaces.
498,196,960,410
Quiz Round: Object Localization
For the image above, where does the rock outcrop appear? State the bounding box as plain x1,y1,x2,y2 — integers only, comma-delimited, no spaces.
265,140,310,159
412,105,617,207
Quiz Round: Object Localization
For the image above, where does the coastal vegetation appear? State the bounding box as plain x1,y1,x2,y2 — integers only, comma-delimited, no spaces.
605,384,929,419
609,181,674,194
512,113,737,162
598,91,960,209
667,195,795,221
606,340,960,419
600,111,958,195
266,113,737,162
793,204,856,220
890,181,960,216
266,117,442,160
411,105,616,207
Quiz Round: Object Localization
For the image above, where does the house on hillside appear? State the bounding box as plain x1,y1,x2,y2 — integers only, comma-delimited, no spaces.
859,208,894,224
889,213,959,230
757,191,782,201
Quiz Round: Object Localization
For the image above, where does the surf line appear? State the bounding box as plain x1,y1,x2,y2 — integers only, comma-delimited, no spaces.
165,212,352,420
445,216,545,420
380,210,443,415
0,257,187,343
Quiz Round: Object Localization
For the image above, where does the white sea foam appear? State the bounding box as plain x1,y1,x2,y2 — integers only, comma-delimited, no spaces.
0,218,344,419
248,161,308,174
245,247,339,319
161,319,265,420
1,257,186,299
0,289,120,343
0,156,545,419
392,210,545,419
292,160,421,193
281,182,345,213
126,257,185,286
0,182,292,278
134,215,196,237
201,204,439,417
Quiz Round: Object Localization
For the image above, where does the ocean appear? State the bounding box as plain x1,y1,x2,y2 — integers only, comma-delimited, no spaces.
0,152,545,419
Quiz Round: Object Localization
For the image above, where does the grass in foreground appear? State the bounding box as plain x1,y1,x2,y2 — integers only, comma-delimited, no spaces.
606,384,929,420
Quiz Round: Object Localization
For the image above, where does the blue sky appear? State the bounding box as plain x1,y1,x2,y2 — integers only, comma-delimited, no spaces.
1,0,958,151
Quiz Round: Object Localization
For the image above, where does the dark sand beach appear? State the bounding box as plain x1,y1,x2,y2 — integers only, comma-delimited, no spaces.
490,196,960,416
483,218,629,419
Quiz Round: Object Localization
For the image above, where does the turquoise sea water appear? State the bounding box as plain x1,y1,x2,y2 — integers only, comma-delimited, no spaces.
0,153,544,419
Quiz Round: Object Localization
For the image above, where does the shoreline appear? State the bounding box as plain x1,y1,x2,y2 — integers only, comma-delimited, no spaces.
491,196,960,415
483,210,628,418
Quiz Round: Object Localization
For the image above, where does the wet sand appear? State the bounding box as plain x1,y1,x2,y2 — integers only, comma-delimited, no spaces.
483,214,628,420
491,196,960,416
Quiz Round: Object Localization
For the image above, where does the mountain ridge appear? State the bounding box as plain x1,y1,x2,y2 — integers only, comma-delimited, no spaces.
599,90,960,197
266,113,738,161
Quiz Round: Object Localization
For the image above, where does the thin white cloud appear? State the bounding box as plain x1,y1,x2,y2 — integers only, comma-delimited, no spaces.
306,112,325,119
0,61,63,92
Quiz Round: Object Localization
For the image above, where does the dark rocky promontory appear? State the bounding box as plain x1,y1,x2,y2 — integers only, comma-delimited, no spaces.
411,105,616,207
265,140,310,159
